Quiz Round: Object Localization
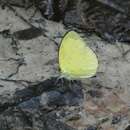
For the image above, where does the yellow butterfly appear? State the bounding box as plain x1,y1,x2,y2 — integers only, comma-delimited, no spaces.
59,31,98,79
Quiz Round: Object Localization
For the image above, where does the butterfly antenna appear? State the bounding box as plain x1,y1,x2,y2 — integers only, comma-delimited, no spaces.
55,76,60,85
55,76,66,88
55,73,63,83
66,79,73,90
61,78,65,88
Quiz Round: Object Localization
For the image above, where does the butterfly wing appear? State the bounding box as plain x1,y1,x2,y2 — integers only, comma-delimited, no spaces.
59,31,98,79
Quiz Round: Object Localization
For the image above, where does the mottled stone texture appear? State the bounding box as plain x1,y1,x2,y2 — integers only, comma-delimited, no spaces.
0,1,130,130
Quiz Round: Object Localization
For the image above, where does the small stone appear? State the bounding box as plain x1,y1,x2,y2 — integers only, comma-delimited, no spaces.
86,125,97,130
125,125,130,130
112,115,121,124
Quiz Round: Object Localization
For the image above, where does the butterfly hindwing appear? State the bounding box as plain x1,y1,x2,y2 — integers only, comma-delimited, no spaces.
59,31,98,79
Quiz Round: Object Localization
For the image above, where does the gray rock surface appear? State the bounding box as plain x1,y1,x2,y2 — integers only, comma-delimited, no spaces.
0,3,130,130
